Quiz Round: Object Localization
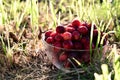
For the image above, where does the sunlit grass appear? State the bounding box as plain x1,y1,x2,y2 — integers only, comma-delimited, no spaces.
0,0,7,24
30,0,39,29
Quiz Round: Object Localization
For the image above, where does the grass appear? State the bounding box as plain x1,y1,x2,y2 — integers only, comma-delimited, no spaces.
94,44,120,80
0,0,120,80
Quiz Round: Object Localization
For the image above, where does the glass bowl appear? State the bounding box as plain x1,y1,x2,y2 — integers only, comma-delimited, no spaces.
42,34,108,72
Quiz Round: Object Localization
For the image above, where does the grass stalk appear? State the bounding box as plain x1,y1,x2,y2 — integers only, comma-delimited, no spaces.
90,22,94,62
49,0,57,27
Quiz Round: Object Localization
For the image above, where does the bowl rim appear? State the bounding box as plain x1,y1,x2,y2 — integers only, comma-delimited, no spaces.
42,33,108,51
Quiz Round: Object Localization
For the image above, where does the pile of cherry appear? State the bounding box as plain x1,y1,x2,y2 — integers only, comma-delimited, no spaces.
44,19,107,68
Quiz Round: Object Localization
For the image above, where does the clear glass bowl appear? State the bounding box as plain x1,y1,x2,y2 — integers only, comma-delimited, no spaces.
42,34,108,72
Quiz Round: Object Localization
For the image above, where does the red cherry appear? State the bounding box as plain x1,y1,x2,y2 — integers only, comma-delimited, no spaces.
45,30,53,38
53,41,62,48
53,41,62,53
59,52,68,62
65,27,75,33
56,25,65,33
87,23,91,30
63,40,73,49
50,32,58,38
80,37,89,44
81,22,88,27
72,31,80,40
64,61,71,68
103,38,107,46
62,32,72,40
77,26,88,35
73,41,83,49
93,29,98,37
55,34,63,41
72,19,81,29
46,37,54,44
